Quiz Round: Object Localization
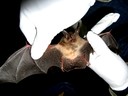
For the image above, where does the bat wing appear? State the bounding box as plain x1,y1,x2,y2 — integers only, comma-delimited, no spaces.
34,46,62,73
100,32,119,54
0,45,43,83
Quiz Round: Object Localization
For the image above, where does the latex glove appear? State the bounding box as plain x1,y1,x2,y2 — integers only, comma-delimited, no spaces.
19,0,96,60
87,13,128,91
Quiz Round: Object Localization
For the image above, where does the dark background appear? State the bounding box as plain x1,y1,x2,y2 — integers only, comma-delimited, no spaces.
0,0,128,96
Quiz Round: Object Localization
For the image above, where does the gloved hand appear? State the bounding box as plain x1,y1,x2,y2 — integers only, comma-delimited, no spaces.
19,0,96,60
87,13,128,91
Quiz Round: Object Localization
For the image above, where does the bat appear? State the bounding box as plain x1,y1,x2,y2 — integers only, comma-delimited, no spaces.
0,21,119,84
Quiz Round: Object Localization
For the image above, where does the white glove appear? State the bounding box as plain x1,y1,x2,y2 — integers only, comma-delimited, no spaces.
19,0,96,60
87,13,128,91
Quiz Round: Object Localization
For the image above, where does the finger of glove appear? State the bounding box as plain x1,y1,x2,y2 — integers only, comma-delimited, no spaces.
91,13,120,34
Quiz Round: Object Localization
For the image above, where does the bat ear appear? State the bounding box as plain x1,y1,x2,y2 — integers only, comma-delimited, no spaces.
75,20,82,34
62,30,70,39
100,31,119,54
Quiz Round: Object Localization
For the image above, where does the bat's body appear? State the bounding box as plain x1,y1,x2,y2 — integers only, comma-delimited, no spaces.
53,31,93,71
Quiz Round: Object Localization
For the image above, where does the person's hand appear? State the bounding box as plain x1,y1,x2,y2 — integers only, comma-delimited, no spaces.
19,0,96,60
87,13,128,91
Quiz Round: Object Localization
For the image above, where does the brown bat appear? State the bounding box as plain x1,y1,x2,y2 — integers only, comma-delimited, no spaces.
0,21,119,83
